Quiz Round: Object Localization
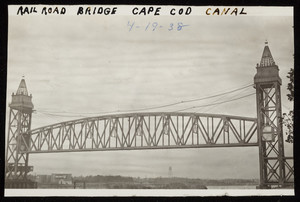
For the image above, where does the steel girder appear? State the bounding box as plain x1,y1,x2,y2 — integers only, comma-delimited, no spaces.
19,112,258,154
5,109,32,180
256,82,294,188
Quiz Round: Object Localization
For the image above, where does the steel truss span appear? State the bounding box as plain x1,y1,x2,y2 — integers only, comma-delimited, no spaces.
19,112,258,154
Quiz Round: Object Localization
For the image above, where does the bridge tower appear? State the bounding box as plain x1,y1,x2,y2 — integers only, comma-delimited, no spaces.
5,77,35,188
254,42,287,188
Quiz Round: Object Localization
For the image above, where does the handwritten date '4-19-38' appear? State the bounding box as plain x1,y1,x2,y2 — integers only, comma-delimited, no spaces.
127,21,189,32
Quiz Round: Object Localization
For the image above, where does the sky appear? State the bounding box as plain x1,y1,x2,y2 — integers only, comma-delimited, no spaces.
6,6,294,179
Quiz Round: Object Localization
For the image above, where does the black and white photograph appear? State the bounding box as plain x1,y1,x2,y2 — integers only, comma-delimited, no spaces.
4,5,294,196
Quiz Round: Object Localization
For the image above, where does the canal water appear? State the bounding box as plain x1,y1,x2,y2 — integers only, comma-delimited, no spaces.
206,185,257,189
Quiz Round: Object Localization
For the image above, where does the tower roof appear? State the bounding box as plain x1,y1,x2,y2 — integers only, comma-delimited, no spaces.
16,78,29,95
259,41,276,67
10,77,34,110
254,41,281,85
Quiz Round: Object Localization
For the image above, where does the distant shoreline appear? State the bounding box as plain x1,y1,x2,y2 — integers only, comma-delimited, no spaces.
30,174,260,189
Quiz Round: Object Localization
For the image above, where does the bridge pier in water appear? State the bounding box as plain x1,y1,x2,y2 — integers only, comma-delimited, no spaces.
5,43,293,189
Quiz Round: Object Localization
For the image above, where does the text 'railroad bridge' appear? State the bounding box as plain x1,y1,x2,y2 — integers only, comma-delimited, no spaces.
5,42,294,189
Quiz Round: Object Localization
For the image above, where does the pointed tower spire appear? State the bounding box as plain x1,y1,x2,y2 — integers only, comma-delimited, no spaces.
9,77,34,111
254,41,281,85
16,77,29,95
259,41,276,67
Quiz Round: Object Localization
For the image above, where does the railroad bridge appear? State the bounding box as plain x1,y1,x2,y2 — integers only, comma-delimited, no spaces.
5,42,294,189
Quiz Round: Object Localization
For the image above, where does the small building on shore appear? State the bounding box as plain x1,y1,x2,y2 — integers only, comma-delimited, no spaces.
36,173,73,185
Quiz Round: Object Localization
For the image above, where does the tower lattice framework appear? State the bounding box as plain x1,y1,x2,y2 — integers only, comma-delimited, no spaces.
255,42,293,188
5,78,34,182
